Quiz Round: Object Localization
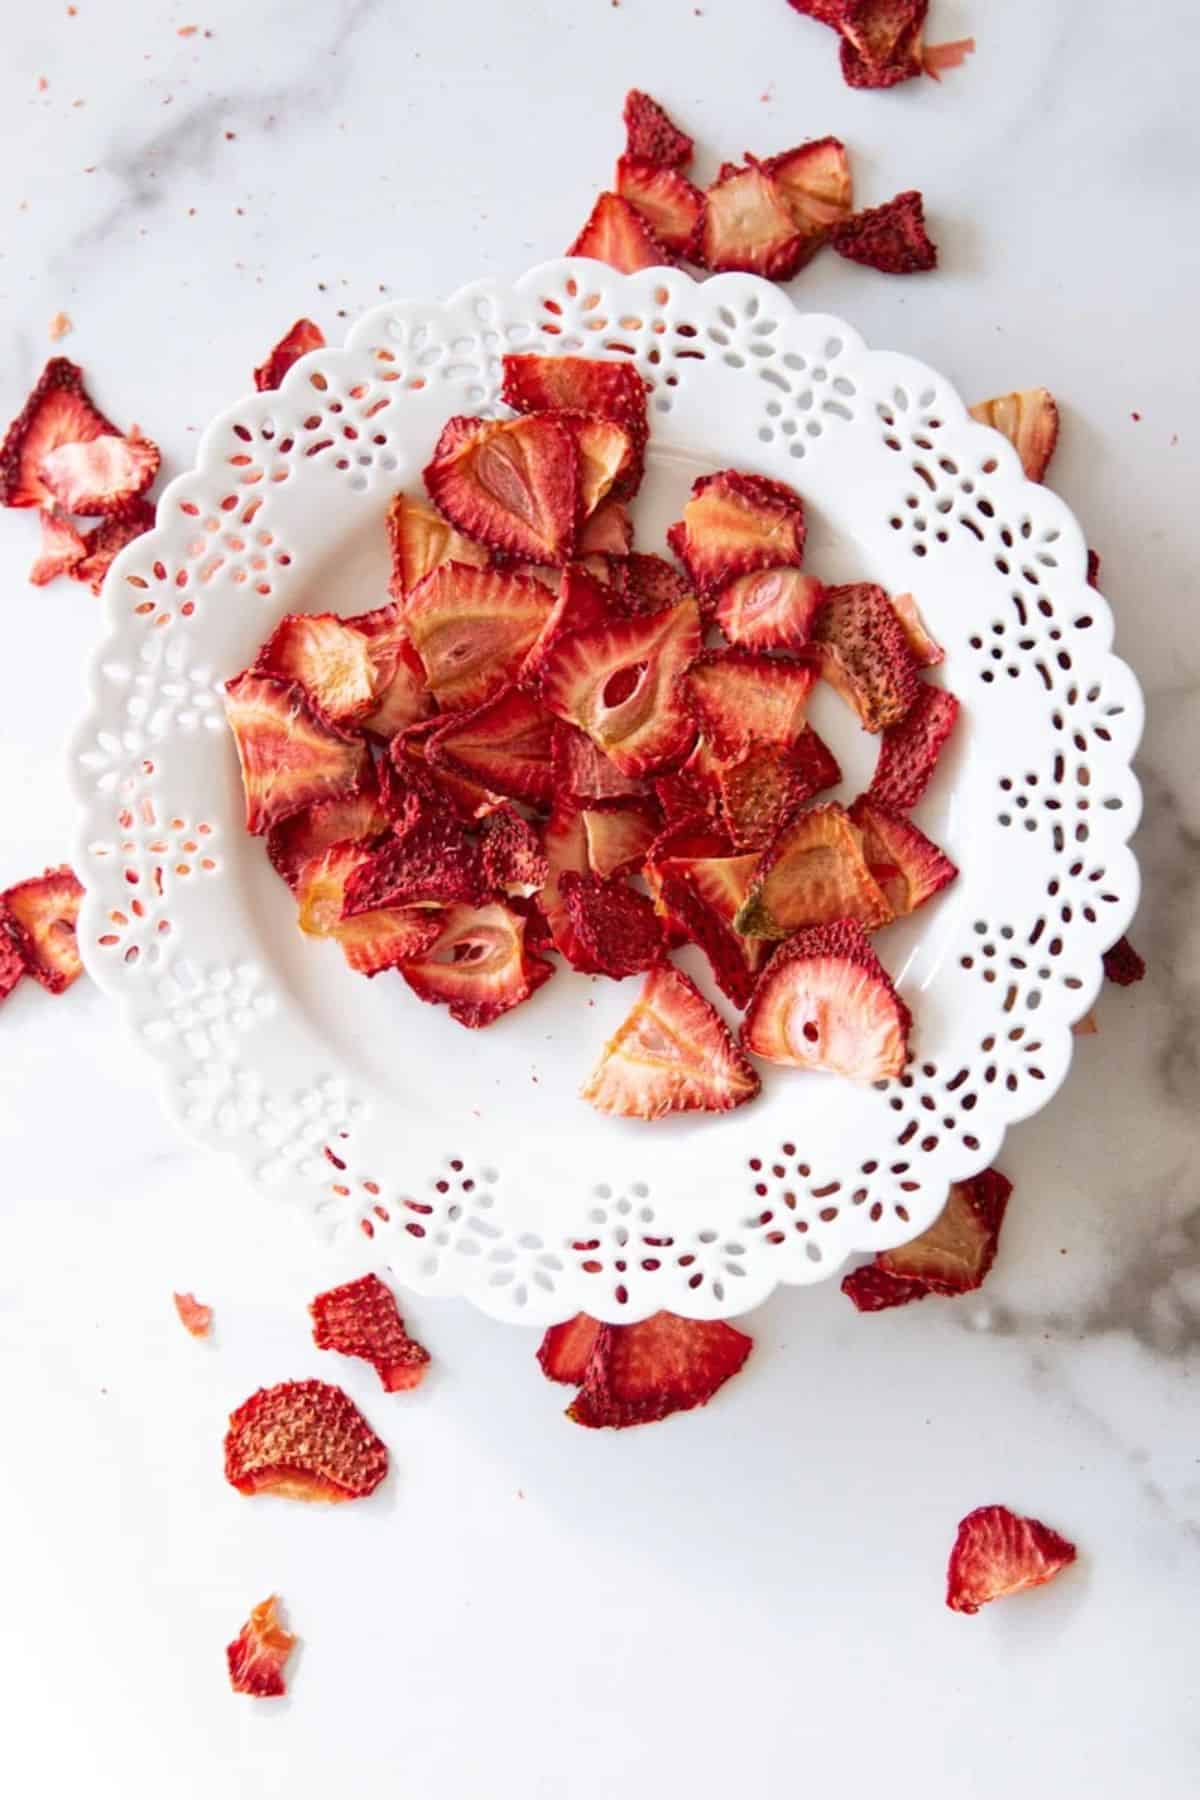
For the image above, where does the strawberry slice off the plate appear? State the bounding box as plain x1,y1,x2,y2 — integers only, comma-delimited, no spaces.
426,684,555,809
742,917,911,1081
29,509,87,586
70,498,155,594
682,648,816,759
867,682,960,812
227,1596,297,1698
847,793,957,916
424,414,580,564
0,356,119,509
836,0,927,87
310,1272,430,1392
622,88,694,169
556,870,664,977
567,191,670,275
830,189,937,273
697,160,812,279
0,865,85,993
404,564,554,712
255,611,379,724
734,803,892,939
969,388,1060,485
582,963,761,1118
806,583,920,732
539,598,702,776
946,1505,1077,1615
842,1168,1012,1310
224,1379,389,1501
385,492,489,597
253,318,325,392
668,470,806,594
223,669,370,835
762,137,853,240
566,1312,753,1430
38,430,161,516
400,900,554,1027
615,154,705,255
537,1313,603,1385
173,1291,213,1338
714,567,825,650
1102,934,1146,986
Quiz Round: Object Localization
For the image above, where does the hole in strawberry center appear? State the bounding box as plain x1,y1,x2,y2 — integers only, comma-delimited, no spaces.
603,662,646,708
452,940,489,965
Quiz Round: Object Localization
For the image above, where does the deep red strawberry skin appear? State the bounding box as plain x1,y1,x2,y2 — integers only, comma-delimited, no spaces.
567,1313,753,1429
946,1504,1077,1614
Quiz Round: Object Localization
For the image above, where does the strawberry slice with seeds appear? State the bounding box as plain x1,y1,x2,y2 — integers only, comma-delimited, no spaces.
310,1272,430,1392
342,809,485,915
946,1505,1077,1615
539,598,701,776
386,492,489,597
879,1168,1012,1291
253,318,325,392
223,670,370,834
622,88,694,169
830,190,937,273
762,137,853,240
742,917,911,1080
889,591,944,667
227,1596,296,1698
0,356,118,509
848,794,957,916
837,0,926,86
391,724,503,822
38,430,160,515
615,154,704,255
567,1312,753,1429
579,498,633,557
613,553,692,616
867,682,960,812
343,605,433,738
537,1313,603,1385
656,853,767,1008
667,470,806,594
557,870,664,976
697,160,811,278
256,611,379,724
335,903,446,977
562,411,634,517
267,772,389,889
717,730,841,850
714,567,824,650
480,806,549,897
173,1292,213,1338
400,900,554,1027
29,509,86,585
582,797,661,880
404,564,554,711
501,353,648,501
568,190,671,274
969,388,1060,484
294,841,375,936
653,736,724,822
425,414,579,564
0,865,84,993
735,803,892,938
785,0,847,25
70,498,154,593
552,719,647,801
582,964,760,1118
540,801,590,956
426,684,555,808
806,583,920,732
523,563,616,691
224,1379,388,1501
682,648,816,759
1103,934,1146,986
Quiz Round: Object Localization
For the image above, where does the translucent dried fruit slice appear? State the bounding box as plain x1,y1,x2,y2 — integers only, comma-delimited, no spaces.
537,1313,603,1385
714,567,824,650
582,797,661,880
717,731,841,850
667,471,806,594
830,189,937,273
838,0,927,87
622,88,694,169
335,904,444,977
1103,934,1146,986
540,599,702,776
38,431,160,515
889,590,944,667
923,37,975,79
342,811,484,914
295,841,374,937
697,160,810,278
557,870,664,976
385,492,489,597
404,564,554,711
501,352,649,501
615,552,693,615
400,900,553,1027
223,670,370,834
656,853,767,1008
256,611,379,724
879,1168,1012,1290
0,865,84,993
523,563,615,691
310,1272,430,1392
807,583,920,731
424,414,580,564
552,719,646,801
253,317,325,391
224,1379,388,1501
683,648,816,759
582,964,760,1118
946,1505,1077,1616
579,498,633,557
563,411,634,517
615,154,704,255
742,917,911,1079
867,683,960,811
480,806,549,897
70,498,155,594
568,1312,753,1429
568,190,670,274
227,1596,297,1698
29,509,86,585
173,1292,212,1338
968,388,1060,485
762,137,853,238
267,775,389,889
427,684,555,808
847,794,957,915
735,803,892,938
0,356,117,509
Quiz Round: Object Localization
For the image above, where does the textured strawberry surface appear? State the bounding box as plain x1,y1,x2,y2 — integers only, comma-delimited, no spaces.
224,1379,388,1501
226,1595,297,1698
946,1504,1077,1614
310,1273,430,1392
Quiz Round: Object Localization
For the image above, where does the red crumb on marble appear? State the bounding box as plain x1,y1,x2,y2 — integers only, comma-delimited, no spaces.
178,23,198,34
48,312,72,340
1131,411,1141,422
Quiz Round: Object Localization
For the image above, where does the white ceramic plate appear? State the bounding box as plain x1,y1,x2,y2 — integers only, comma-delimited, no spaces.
70,259,1142,1325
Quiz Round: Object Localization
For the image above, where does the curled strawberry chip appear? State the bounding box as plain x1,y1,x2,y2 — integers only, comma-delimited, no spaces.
343,808,484,915
253,318,325,392
622,88,694,169
0,356,118,509
256,611,379,724
568,190,670,275
70,498,155,593
579,498,633,557
537,1313,603,1385
267,773,389,889
838,0,926,87
682,648,816,759
583,964,760,1119
0,865,84,993
480,807,549,897
173,1291,213,1338
1102,934,1146,987
742,917,911,1080
223,670,370,834
310,1272,430,1392
540,598,701,776
969,388,1060,485
581,797,661,880
842,1168,1012,1310
867,682,960,812
551,719,647,801
501,353,648,501
889,591,944,667
400,900,554,1027
224,1378,388,1502
227,1595,296,1698
923,37,975,79
667,471,806,595
807,583,920,732
656,852,767,1008
29,509,86,585
564,1312,753,1430
557,870,664,977
848,794,957,916
947,1505,1077,1615
343,607,433,738
735,803,892,939
830,190,937,274
714,567,824,650
762,137,853,240
405,565,554,711
696,159,811,278
425,414,580,565
427,684,555,808
717,731,841,850
615,154,704,255
385,492,488,597
38,430,160,516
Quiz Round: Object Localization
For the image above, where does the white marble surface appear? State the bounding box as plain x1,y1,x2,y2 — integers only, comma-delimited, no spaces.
1,2,1197,1793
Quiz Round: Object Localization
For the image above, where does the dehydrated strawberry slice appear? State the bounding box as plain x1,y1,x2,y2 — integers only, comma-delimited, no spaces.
336,904,445,977
343,607,433,739
343,810,484,914
1087,548,1102,589
557,870,664,976
295,841,374,937
969,388,1060,484
426,684,555,808
385,492,489,597
656,853,767,1008
540,801,589,954
540,598,701,776
615,154,704,255
717,731,841,850
501,353,648,500
267,774,389,889
70,498,155,593
562,411,634,518
696,159,811,278
714,567,824,650
391,725,502,823
838,1263,933,1311
582,797,661,880
227,1596,296,1698
645,812,735,877
431,414,494,462
480,806,549,897
867,682,960,812
568,191,670,275
0,356,117,509
667,471,806,595
579,501,633,559
735,803,892,938
223,670,370,835
615,553,692,615
830,189,936,273
762,137,853,239
847,794,957,915
425,415,579,564
224,1379,388,1501
253,317,325,391
946,1505,1077,1615
923,37,975,79
567,1312,753,1429
310,1272,430,1392
523,562,615,691
400,900,554,1027
256,611,379,724
173,1291,212,1338
879,1167,1012,1291
889,591,944,667
806,583,920,732
838,0,927,87
1072,1009,1100,1038
1103,934,1146,986
0,865,84,993
785,0,847,24
742,917,911,1079
583,964,760,1118
653,736,724,822
38,430,160,516
537,1313,603,1385
551,719,646,801
622,88,694,169
405,565,553,711
29,509,86,585
682,648,816,759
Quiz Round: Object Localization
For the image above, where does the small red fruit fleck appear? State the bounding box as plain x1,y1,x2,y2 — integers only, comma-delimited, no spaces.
226,1595,297,1697
173,1292,212,1338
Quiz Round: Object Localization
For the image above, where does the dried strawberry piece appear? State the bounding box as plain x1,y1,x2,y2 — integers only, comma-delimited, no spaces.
427,684,555,808
29,509,86,585
582,964,760,1119
522,563,615,691
614,552,693,615
562,411,635,518
537,1313,603,1385
667,471,806,595
173,1291,212,1338
425,415,580,564
385,492,488,598
696,160,811,278
656,853,767,1008
889,590,944,667
645,812,735,876
568,191,670,275
552,719,646,801
224,1378,388,1501
223,670,370,835
343,809,484,915
540,801,590,953
847,794,957,915
717,731,841,850
227,1595,296,1698
480,808,549,898
501,353,648,501
582,797,661,880
405,565,554,711
0,866,84,993
540,598,702,777
0,930,25,1003
557,870,664,977
615,154,704,256
867,682,960,812
762,137,853,240
736,803,892,938
923,37,975,79
38,430,160,515
714,567,824,650
310,1272,430,1392
343,606,433,739
843,1169,1012,1310
968,388,1060,484
1102,934,1146,986
946,1505,1077,1615
838,1263,933,1311
256,611,379,724
295,841,374,937
742,917,911,1080
253,318,325,391
267,774,389,888
0,356,117,509
431,414,494,462
400,900,553,1027
838,0,926,87
622,88,694,169
1087,548,1102,589
336,904,445,977
785,0,847,24
70,498,155,593
1072,1009,1099,1037
682,648,816,759
567,1313,753,1430
391,724,502,822
653,737,724,822
806,583,920,732
579,498,633,557
830,190,936,273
